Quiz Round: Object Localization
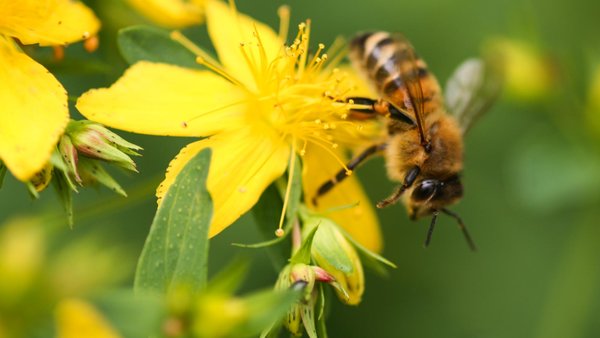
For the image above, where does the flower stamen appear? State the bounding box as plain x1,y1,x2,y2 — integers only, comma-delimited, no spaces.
277,141,298,236
170,31,245,88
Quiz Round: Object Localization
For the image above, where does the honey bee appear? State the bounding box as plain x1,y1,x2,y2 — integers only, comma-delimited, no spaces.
313,32,502,250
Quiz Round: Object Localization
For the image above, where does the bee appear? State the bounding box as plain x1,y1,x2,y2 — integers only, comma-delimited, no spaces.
313,32,502,250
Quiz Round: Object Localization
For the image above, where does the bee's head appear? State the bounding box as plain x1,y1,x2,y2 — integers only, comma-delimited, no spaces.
407,174,463,219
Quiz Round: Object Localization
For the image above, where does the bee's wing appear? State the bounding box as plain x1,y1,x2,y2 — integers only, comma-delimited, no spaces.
445,58,503,134
391,34,429,145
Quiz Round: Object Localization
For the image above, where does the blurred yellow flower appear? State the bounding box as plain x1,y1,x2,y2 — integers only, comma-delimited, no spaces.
486,37,554,101
0,0,100,181
77,0,382,251
126,0,206,28
56,298,122,338
586,64,600,136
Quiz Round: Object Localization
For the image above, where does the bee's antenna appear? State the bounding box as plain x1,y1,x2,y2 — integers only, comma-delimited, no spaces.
424,210,439,248
441,208,477,252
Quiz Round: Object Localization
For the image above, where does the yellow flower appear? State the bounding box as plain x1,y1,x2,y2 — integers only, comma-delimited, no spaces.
0,0,100,181
486,37,554,101
76,0,382,251
55,298,122,338
586,64,600,136
126,0,206,28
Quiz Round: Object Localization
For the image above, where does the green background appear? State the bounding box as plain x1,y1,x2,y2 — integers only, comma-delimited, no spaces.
2,0,600,337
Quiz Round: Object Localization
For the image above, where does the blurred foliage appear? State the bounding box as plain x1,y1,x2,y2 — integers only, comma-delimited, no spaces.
2,0,600,337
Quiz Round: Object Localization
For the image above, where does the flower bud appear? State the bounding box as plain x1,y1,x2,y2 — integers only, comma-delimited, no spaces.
67,120,141,172
57,134,81,184
303,216,364,305
275,263,327,336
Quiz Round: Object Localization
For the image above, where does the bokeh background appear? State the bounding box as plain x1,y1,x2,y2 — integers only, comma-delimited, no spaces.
2,0,600,337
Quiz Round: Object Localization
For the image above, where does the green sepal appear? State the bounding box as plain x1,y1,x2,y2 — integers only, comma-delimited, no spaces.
290,224,319,265
300,294,317,338
305,218,353,273
52,169,74,228
316,285,329,338
77,158,127,197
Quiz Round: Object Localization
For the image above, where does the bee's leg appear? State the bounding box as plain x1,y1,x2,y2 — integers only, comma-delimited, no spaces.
312,143,385,206
345,96,415,125
376,166,420,208
423,210,439,247
441,208,478,252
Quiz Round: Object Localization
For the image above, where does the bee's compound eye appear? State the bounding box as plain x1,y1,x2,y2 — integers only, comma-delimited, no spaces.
412,180,438,201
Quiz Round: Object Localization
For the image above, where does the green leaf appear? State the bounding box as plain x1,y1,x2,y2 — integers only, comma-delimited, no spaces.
134,148,213,295
118,25,204,69
92,290,164,338
290,224,319,265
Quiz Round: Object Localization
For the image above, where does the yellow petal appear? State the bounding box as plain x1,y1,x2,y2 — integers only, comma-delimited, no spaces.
77,62,246,137
205,0,283,90
157,127,290,237
56,298,122,338
303,144,382,253
126,0,205,28
0,37,68,181
0,0,100,46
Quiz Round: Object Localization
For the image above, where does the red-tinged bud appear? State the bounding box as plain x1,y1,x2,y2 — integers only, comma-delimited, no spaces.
58,135,81,184
312,266,335,283
66,120,141,172
302,216,365,305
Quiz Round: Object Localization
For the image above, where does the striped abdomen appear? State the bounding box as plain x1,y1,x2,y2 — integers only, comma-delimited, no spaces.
349,32,443,116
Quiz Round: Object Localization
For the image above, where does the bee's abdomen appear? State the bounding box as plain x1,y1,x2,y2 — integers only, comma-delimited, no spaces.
349,32,441,109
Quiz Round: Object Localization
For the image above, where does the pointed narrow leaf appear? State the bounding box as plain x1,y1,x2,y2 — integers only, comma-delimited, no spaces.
290,225,319,265
118,25,204,69
52,170,74,227
135,148,213,294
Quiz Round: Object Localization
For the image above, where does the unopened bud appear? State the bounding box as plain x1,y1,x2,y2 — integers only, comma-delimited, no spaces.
58,135,81,183
303,216,364,305
67,120,141,172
